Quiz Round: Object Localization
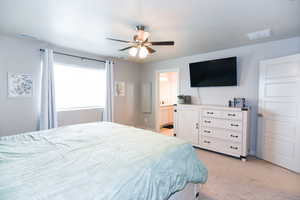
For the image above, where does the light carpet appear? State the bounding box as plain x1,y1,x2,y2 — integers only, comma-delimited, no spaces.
196,149,300,200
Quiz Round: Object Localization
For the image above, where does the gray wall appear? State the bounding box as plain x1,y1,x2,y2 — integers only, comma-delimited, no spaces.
0,35,141,136
0,36,42,136
1,33,300,152
113,60,141,126
140,37,300,155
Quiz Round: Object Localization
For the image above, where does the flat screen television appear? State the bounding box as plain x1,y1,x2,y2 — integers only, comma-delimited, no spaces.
189,57,237,87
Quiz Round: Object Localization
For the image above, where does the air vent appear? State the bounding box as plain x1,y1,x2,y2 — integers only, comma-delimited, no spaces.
19,33,39,40
246,29,272,41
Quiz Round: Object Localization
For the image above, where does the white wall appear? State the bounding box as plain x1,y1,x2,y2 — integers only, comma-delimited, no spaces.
140,37,300,154
58,108,103,127
0,35,141,137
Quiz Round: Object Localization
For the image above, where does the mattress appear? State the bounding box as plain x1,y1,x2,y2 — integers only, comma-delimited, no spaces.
0,122,207,200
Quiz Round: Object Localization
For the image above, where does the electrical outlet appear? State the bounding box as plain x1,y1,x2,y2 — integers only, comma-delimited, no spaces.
144,117,148,123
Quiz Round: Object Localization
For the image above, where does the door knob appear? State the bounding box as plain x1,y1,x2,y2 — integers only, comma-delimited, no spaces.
257,113,263,117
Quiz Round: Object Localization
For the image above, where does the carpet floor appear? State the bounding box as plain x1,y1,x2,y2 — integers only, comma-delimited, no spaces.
196,149,300,200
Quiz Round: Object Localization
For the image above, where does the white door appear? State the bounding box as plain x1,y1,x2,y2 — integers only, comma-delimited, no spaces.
175,107,199,145
257,54,300,173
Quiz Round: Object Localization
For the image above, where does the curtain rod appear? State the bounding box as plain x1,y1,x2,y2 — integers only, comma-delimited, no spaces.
39,49,106,63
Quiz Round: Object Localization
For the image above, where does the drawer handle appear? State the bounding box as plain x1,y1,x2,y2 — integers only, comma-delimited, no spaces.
207,112,214,115
204,130,211,133
230,134,238,138
230,146,238,150
204,140,211,144
204,120,211,123
230,123,239,127
228,113,236,117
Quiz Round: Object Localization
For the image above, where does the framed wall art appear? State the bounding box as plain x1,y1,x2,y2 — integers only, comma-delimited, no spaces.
115,81,125,96
7,73,33,98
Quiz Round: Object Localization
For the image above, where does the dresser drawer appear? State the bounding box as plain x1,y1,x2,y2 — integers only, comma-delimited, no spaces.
201,128,242,143
221,111,242,120
202,136,241,157
202,137,216,150
202,109,221,118
224,120,242,131
224,141,241,156
202,118,243,131
202,118,214,127
203,109,243,121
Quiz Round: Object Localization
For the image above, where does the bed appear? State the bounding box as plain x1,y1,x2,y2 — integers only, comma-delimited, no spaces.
0,122,207,200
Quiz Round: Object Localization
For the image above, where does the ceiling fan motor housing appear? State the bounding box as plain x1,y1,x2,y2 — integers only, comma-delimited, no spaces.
136,25,146,31
135,25,149,42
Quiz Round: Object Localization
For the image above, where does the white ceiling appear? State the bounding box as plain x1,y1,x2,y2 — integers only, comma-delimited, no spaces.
0,0,299,63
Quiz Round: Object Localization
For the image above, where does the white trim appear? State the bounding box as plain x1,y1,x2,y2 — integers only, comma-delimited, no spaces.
155,68,180,132
57,106,104,112
111,62,115,122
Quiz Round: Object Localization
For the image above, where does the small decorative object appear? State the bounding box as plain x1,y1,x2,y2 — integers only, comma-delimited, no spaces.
115,81,125,96
177,95,192,104
177,95,185,104
8,73,33,97
184,95,192,104
234,98,246,108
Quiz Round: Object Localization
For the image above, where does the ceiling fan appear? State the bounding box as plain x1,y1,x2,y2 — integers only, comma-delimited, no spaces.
107,25,175,58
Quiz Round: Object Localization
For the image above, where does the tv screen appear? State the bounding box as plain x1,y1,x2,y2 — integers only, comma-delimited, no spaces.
189,57,237,87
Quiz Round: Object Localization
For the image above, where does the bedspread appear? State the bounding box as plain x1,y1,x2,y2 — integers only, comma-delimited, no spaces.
0,122,207,200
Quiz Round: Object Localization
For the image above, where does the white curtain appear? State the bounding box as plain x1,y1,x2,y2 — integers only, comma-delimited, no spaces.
103,60,114,122
39,49,58,130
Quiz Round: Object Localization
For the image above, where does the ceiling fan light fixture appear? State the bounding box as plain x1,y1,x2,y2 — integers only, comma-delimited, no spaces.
107,25,175,58
129,47,138,57
139,46,149,58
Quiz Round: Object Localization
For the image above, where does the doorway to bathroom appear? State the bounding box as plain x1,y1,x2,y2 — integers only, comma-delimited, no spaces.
155,69,179,136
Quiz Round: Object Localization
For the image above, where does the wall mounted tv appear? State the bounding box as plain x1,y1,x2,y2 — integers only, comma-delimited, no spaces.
189,57,237,87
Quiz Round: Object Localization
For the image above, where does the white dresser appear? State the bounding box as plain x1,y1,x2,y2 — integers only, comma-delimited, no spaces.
174,104,250,160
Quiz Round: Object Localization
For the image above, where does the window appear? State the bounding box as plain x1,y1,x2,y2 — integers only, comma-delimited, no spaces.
54,62,106,110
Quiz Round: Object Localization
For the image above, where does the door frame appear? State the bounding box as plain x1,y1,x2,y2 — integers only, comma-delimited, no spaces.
155,68,180,132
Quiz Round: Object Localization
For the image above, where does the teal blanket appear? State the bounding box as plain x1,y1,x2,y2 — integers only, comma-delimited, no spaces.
0,122,207,200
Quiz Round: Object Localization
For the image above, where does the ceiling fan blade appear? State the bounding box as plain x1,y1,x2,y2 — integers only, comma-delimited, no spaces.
143,38,149,43
145,46,156,54
119,46,134,51
107,37,131,43
150,41,175,46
